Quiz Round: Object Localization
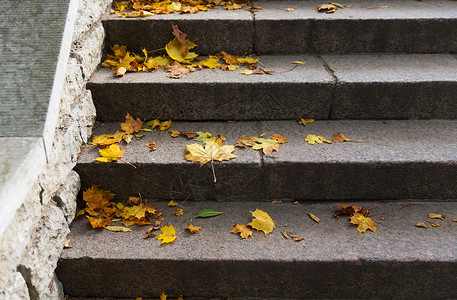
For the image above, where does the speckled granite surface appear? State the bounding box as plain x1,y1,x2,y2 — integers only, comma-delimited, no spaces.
57,201,457,298
75,120,457,201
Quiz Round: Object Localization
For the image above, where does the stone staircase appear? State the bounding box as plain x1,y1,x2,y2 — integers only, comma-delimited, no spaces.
56,1,457,298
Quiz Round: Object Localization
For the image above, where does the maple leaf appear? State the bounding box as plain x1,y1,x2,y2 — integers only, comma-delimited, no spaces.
305,134,332,145
221,64,240,71
218,51,238,65
165,36,198,64
238,68,275,75
225,2,244,10
350,213,377,233
146,141,158,151
121,203,156,220
237,56,259,64
160,292,167,300
91,131,126,146
168,200,178,207
185,141,238,182
252,137,279,154
335,203,367,216
235,136,257,148
428,213,445,220
83,185,115,212
195,131,216,144
156,225,177,244
186,224,201,234
270,134,288,144
86,216,112,228
332,133,369,143
231,224,253,239
250,209,275,235
95,144,125,163
164,61,190,78
297,117,314,126
199,56,221,69
171,208,184,216
159,120,172,130
317,3,339,13
170,130,196,139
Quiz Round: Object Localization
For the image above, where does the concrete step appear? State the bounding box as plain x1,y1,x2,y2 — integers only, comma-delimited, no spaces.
88,54,457,121
75,120,457,201
57,200,457,299
103,0,457,55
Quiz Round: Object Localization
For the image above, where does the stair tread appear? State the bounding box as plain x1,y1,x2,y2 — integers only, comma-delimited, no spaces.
75,120,457,200
58,200,457,298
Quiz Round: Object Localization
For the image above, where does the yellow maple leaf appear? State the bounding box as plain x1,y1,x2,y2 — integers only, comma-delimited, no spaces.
231,224,253,239
121,203,156,220
159,119,172,130
250,209,275,235
218,51,239,65
270,134,288,144
171,208,184,216
83,185,115,212
221,64,240,71
168,200,178,207
91,131,126,146
349,213,377,233
428,213,445,220
86,216,112,228
95,144,125,163
297,117,314,126
236,56,259,64
186,224,201,234
251,137,279,155
156,224,177,244
199,56,221,69
305,134,332,145
166,38,198,64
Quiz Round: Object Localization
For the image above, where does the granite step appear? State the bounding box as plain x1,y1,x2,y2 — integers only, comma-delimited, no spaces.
103,0,457,55
56,200,457,299
88,53,457,121
75,120,457,201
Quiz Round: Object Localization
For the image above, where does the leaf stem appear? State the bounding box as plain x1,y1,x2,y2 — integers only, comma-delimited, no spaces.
121,159,137,169
211,158,216,182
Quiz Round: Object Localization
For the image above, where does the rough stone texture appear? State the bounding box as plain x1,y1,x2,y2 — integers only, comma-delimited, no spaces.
262,120,457,200
254,0,457,54
0,0,71,137
75,122,264,201
103,7,253,55
88,55,333,121
0,0,108,298
57,201,457,299
323,54,457,119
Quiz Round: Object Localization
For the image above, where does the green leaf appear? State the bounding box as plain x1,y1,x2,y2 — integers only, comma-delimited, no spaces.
330,2,345,8
195,132,215,144
193,209,223,218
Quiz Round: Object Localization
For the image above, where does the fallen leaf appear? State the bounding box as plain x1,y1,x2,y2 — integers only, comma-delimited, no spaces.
121,203,156,220
349,213,377,233
64,239,72,248
251,137,280,154
195,131,216,144
293,201,299,205
218,51,238,65
105,226,132,232
429,221,440,227
250,209,275,235
231,224,253,239
121,113,143,134
305,135,332,145
83,185,115,212
156,225,177,244
272,200,283,204
332,133,369,143
225,2,243,10
95,144,125,163
186,224,201,234
168,200,178,207
428,213,445,220
127,196,140,206
335,203,367,216
308,213,320,223
199,56,221,69
172,24,187,45
288,232,304,242
144,227,160,239
172,208,184,216
165,35,198,64
317,3,338,13
270,134,288,144
91,131,126,146
297,118,314,126
146,141,158,151
290,61,307,65
114,66,127,77
193,209,223,218
282,231,289,239
164,61,191,78
238,68,275,75
170,130,196,139
416,222,428,228
286,7,294,11
160,292,167,300
86,216,112,228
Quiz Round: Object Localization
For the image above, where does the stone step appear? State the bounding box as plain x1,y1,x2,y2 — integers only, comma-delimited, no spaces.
75,120,457,201
56,200,457,299
88,54,457,121
103,0,457,55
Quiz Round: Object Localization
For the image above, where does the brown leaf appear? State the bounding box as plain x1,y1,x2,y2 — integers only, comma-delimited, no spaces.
282,231,289,239
171,208,184,216
186,224,201,234
416,222,428,228
332,133,369,143
272,200,283,204
288,232,304,242
147,141,158,151
164,61,190,78
317,4,338,13
270,134,288,144
127,196,140,206
335,203,367,216
231,224,253,239
172,25,187,45
121,113,143,134
114,67,127,77
144,226,160,239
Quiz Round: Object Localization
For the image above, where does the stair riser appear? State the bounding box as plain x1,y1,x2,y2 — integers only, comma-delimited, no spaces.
103,17,457,55
56,258,457,299
75,162,457,201
87,80,457,121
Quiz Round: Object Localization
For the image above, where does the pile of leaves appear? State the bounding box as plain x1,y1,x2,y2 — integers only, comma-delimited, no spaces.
102,25,266,78
334,204,377,233
112,0,250,17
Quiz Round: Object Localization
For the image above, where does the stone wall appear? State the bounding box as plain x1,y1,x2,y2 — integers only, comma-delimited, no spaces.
0,0,111,298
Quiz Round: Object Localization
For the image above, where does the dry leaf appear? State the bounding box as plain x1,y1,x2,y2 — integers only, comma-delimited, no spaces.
332,133,369,143
251,137,280,154
172,208,184,216
168,200,178,207
156,225,177,244
305,135,332,145
172,24,187,45
307,213,320,223
64,239,72,248
335,203,367,216
297,118,314,126
146,141,158,151
127,196,140,206
95,144,125,162
114,67,127,77
86,216,112,228
293,201,299,205
290,61,307,65
91,131,126,146
160,292,167,300
286,8,294,11
121,113,143,134
416,222,428,228
429,222,440,227
250,209,275,235
238,68,275,75
105,226,132,232
428,213,445,220
270,134,288,144
349,213,377,233
317,4,338,13
231,224,253,239
186,224,201,234
272,200,283,204
288,232,304,242
144,227,160,239
83,185,115,213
